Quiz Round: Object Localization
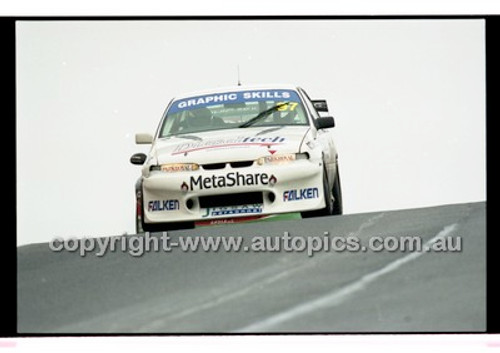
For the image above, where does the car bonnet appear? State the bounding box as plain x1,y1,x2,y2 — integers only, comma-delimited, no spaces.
152,126,310,165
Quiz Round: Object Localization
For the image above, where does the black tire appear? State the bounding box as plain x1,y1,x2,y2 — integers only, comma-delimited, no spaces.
332,165,343,215
301,165,334,218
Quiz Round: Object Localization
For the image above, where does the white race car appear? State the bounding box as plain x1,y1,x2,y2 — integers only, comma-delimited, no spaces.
130,85,342,232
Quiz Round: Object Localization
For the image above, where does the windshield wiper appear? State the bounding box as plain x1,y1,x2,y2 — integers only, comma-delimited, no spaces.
238,102,289,128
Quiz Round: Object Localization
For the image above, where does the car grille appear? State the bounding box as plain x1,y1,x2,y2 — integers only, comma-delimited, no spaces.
202,160,254,170
229,161,253,168
202,163,226,170
199,192,263,208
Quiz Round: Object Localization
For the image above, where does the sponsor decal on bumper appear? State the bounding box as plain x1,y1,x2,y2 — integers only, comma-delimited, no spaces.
183,172,276,191
283,187,319,202
148,199,180,211
202,204,263,218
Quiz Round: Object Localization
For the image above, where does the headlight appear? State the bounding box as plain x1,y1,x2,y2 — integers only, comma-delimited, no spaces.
256,153,308,165
150,163,200,172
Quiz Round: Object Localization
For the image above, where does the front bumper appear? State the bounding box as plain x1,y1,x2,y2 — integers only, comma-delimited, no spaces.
141,159,325,224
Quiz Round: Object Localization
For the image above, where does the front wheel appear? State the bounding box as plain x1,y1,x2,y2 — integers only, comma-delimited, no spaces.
331,165,343,215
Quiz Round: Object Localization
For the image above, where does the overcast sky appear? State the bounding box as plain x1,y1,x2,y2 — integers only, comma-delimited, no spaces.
16,20,485,246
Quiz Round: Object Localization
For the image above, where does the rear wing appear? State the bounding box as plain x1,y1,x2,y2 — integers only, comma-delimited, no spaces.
312,100,329,113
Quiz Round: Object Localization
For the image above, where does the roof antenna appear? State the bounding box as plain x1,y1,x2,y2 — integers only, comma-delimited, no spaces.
237,65,242,86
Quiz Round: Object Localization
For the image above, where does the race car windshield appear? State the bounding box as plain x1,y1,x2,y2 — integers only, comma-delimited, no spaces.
160,89,308,137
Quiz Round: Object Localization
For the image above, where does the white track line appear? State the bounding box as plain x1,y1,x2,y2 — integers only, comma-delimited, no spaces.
234,223,458,332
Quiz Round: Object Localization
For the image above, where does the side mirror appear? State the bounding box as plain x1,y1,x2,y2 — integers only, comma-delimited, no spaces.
316,116,335,130
130,153,147,165
135,133,153,144
312,100,329,112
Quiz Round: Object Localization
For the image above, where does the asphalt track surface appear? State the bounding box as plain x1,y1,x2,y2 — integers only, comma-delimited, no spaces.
18,202,485,333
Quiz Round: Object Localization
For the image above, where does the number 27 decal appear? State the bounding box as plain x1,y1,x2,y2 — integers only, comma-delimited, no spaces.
276,102,299,111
